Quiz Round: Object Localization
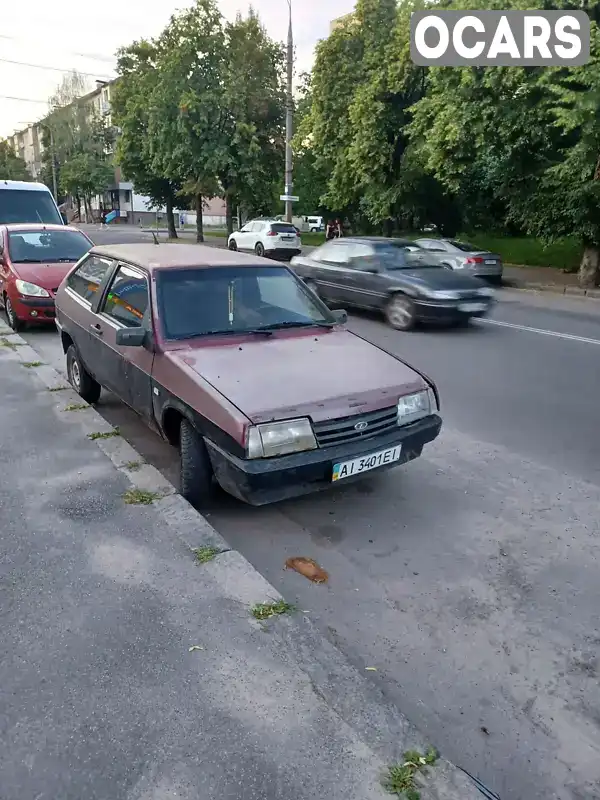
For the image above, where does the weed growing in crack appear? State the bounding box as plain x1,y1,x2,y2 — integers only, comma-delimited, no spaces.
382,749,438,799
251,600,295,621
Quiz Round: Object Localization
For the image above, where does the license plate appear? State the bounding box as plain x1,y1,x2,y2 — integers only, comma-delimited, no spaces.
281,235,294,241
484,259,497,265
332,446,401,482
458,302,487,312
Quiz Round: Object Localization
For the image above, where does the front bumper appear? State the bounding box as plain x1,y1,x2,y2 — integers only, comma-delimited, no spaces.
414,298,494,323
205,414,442,506
12,295,56,321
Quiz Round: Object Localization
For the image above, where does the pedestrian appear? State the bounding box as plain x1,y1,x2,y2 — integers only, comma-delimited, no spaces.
325,219,336,241
335,218,343,238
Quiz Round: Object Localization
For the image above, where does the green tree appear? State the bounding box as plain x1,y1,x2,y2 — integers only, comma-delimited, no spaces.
292,74,329,217
0,140,30,181
112,40,182,238
148,0,226,242
219,9,286,234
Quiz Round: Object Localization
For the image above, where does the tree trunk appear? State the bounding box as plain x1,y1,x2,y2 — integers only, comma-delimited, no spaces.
225,195,234,236
383,218,393,237
578,245,600,288
195,194,204,242
166,194,177,239
76,195,82,222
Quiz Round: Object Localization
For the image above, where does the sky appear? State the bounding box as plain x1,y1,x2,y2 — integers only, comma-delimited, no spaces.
1,0,353,138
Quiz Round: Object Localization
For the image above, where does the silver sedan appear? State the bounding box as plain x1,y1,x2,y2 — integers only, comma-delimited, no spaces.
413,238,503,283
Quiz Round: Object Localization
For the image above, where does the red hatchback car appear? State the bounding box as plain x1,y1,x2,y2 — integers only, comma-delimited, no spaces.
0,224,93,331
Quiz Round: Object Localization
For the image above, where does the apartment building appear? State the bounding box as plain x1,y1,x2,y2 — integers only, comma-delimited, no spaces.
329,12,355,33
8,79,227,226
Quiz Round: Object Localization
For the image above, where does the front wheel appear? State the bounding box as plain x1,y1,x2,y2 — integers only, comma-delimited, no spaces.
66,344,101,403
255,242,265,257
228,239,237,251
180,419,216,510
5,296,24,332
385,294,416,331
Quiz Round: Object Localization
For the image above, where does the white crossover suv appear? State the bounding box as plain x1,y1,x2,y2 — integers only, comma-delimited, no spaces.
227,219,301,260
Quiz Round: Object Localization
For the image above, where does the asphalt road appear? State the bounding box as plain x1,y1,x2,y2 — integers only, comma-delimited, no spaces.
21,224,600,800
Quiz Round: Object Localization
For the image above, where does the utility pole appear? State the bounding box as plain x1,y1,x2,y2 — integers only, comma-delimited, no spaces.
284,0,294,223
49,127,58,201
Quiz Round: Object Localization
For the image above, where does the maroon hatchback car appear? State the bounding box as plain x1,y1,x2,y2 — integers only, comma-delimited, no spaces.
54,243,442,508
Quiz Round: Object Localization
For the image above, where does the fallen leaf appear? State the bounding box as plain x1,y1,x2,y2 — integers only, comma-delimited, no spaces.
189,645,204,652
365,667,378,672
284,557,329,584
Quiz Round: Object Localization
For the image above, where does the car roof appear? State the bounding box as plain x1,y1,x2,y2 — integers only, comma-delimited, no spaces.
88,242,285,272
325,236,418,246
3,223,81,233
0,180,53,192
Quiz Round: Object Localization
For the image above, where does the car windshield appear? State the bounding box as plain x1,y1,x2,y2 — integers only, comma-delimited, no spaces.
156,265,336,340
375,245,438,270
0,189,62,225
270,223,297,234
8,229,91,263
448,240,480,252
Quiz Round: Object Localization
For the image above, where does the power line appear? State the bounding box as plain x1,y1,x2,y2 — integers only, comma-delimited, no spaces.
0,33,117,65
0,95,48,104
0,57,114,80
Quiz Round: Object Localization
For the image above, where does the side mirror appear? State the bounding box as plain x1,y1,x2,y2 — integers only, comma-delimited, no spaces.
116,327,147,347
332,308,348,324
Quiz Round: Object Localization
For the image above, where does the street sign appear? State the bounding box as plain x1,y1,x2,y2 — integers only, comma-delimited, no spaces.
280,194,299,202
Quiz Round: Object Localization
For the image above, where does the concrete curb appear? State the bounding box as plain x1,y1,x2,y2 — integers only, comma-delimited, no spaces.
0,319,488,800
508,280,600,300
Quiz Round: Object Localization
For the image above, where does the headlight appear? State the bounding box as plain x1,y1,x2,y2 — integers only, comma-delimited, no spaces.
397,390,433,425
15,280,50,298
246,418,317,458
423,289,462,300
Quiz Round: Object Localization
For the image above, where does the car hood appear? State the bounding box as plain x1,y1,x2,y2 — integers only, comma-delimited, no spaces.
169,329,427,424
12,261,76,292
389,267,486,291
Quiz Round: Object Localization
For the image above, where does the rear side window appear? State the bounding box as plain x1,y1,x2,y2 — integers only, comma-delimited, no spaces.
101,265,149,327
448,240,478,252
270,223,297,234
66,255,114,303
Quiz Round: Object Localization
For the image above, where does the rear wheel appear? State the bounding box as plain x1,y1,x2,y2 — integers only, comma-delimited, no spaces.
66,344,101,403
180,419,216,510
255,242,265,257
385,294,416,331
4,296,25,332
228,239,237,251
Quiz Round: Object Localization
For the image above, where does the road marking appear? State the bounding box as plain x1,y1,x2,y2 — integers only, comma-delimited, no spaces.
479,317,600,345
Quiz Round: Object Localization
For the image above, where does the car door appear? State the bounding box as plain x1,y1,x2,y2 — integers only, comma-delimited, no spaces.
91,262,154,420
416,239,451,267
0,229,8,296
309,241,354,304
235,223,254,251
61,254,117,378
342,243,389,309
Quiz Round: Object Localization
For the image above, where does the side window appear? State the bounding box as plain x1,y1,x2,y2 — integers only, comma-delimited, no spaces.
346,243,374,267
421,240,445,252
319,243,351,264
66,255,114,303
101,264,149,327
257,272,311,315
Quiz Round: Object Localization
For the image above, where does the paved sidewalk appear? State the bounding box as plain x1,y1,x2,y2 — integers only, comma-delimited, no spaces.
0,331,482,799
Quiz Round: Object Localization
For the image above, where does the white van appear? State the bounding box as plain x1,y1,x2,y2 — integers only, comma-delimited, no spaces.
0,180,64,225
305,216,324,232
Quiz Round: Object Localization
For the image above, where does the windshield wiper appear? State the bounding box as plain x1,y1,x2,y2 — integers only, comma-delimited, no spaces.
252,320,335,331
12,259,45,263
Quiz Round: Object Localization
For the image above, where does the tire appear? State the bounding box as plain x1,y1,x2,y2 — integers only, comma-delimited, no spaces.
179,418,215,509
441,262,453,270
66,344,101,403
228,239,237,251
5,296,25,332
385,294,416,331
255,242,265,257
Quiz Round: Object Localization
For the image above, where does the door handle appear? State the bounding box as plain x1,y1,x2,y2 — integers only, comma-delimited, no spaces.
90,323,103,336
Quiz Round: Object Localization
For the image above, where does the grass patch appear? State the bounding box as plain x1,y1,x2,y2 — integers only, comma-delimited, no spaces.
124,460,143,471
88,428,120,440
63,403,89,412
251,600,295,621
0,337,23,350
192,546,221,564
122,488,161,505
382,749,438,799
22,361,43,368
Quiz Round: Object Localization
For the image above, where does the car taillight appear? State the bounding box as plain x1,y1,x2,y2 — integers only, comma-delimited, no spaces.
267,230,277,236
465,257,484,264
